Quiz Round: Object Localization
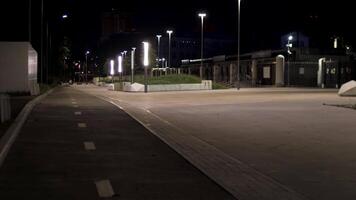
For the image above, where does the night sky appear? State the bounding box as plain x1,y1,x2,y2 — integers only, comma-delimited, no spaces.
0,0,354,58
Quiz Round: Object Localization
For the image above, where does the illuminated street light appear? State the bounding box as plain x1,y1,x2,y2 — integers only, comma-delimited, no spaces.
198,12,207,79
118,55,123,74
62,14,68,19
110,59,115,76
143,42,150,93
85,51,90,83
334,38,338,49
131,47,136,84
288,35,294,42
286,34,293,86
166,30,173,68
156,35,162,67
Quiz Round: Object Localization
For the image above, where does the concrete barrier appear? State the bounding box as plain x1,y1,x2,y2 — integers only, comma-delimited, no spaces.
122,80,213,92
0,94,11,123
339,80,356,96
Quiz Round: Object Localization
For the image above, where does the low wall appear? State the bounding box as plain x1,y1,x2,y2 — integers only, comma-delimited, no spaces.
122,80,212,92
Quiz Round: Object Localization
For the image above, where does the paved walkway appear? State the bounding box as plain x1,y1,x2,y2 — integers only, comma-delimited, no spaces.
74,84,356,200
0,87,234,199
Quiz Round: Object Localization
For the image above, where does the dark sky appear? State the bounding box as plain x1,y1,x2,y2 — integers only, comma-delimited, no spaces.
0,0,354,58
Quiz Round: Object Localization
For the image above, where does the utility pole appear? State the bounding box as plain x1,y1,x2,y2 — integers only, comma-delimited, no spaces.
40,0,44,83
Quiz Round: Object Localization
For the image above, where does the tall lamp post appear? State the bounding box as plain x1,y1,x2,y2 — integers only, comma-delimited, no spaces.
237,0,241,90
118,55,123,82
156,35,162,67
287,35,293,86
110,59,115,83
85,51,90,84
143,42,150,93
131,47,136,84
198,13,207,79
166,30,173,68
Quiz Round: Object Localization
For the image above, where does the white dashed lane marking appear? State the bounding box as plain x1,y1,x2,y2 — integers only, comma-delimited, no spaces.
84,142,96,151
75,111,82,115
95,180,115,198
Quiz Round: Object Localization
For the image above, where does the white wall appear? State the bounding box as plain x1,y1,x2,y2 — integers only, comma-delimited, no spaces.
0,42,38,94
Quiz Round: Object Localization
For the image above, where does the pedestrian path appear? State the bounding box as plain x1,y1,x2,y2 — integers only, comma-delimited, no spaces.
0,87,234,200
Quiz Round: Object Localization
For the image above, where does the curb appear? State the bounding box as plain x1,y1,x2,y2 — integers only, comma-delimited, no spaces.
0,88,56,168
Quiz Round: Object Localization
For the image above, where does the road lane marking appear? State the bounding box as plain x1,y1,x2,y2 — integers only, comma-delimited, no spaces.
74,111,82,116
95,180,115,198
84,142,96,150
78,123,87,128
73,105,79,108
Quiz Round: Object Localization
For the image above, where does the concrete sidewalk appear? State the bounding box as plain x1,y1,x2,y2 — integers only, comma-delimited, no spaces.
0,87,234,200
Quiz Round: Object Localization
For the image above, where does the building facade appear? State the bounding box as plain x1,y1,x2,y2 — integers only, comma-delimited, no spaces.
181,48,355,88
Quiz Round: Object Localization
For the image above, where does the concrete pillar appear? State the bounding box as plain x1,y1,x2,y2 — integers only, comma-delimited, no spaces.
229,64,233,85
318,58,326,88
275,55,285,86
251,60,258,86
178,68,181,75
200,66,203,79
213,65,220,82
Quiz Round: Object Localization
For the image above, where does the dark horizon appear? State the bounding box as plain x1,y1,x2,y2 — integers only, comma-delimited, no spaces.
0,0,354,59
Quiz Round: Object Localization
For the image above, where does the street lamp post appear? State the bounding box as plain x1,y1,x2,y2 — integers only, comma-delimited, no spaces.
85,51,90,84
131,47,136,84
110,59,115,83
287,35,293,86
143,42,150,93
198,13,207,79
156,35,162,67
166,30,173,68
118,55,123,82
237,0,241,90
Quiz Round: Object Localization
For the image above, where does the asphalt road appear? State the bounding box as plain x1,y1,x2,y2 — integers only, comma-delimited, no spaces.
0,87,234,200
75,85,356,200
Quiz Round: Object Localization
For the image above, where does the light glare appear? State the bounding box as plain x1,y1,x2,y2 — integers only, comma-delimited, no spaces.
143,42,149,67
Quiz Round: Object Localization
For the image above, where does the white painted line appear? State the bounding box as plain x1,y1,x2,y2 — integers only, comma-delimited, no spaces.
95,180,115,198
74,111,82,116
108,97,121,102
107,100,124,110
73,105,79,108
78,123,87,128
146,109,151,114
84,142,96,150
72,102,77,104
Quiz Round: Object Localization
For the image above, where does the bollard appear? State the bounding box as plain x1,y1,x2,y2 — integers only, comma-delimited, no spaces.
0,94,11,123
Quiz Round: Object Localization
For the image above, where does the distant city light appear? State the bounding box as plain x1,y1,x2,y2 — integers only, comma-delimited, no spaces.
143,42,149,67
62,14,68,19
288,35,293,41
86,51,90,55
110,60,115,76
